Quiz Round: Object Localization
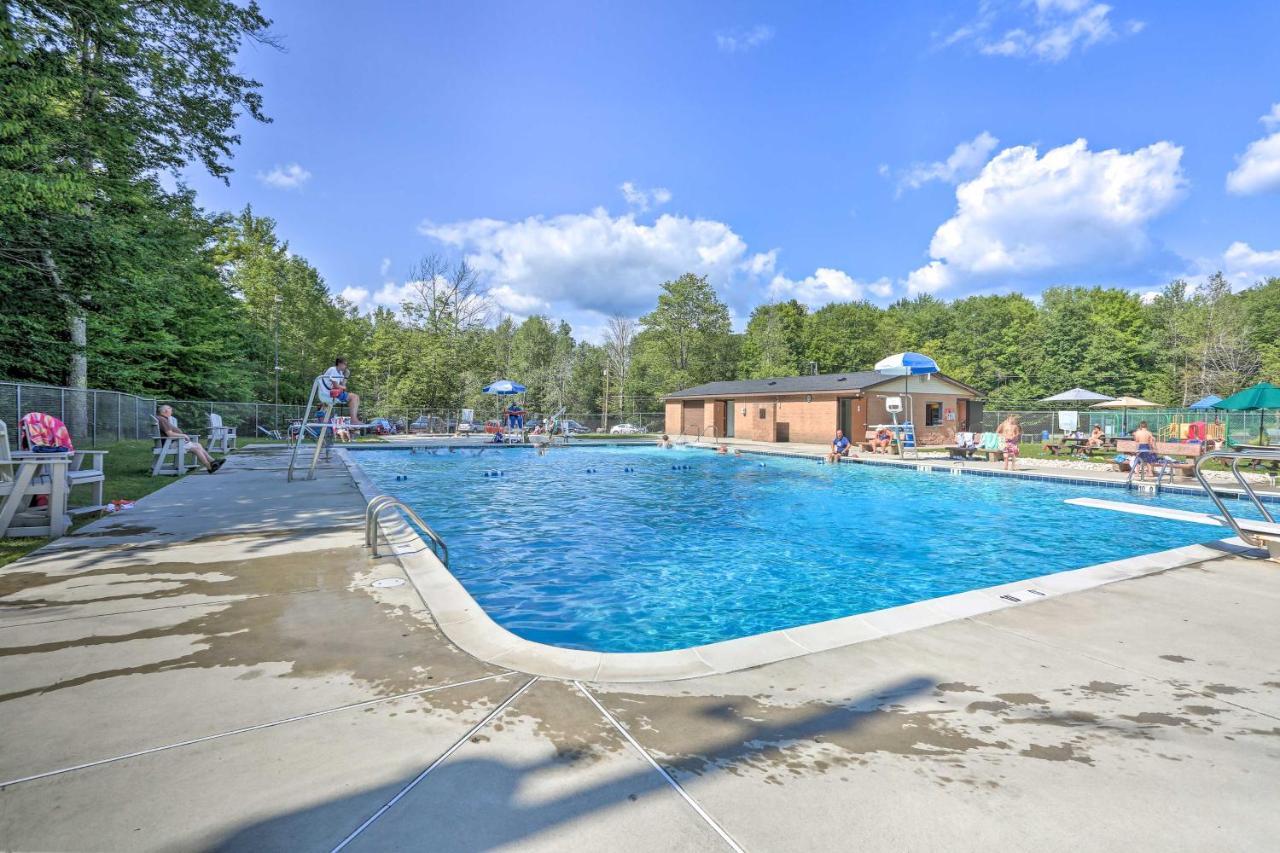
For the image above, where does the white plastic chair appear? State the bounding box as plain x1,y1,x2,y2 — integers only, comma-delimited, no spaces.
152,415,199,476
206,412,237,454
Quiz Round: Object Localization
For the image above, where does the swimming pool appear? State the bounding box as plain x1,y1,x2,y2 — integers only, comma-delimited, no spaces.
356,445,1254,653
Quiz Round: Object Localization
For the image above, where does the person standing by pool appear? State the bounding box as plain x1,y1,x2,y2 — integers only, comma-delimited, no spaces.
1132,420,1158,479
997,415,1021,470
829,429,851,462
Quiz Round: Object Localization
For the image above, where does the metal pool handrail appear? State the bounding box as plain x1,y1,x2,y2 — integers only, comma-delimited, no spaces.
1193,449,1280,547
365,495,449,566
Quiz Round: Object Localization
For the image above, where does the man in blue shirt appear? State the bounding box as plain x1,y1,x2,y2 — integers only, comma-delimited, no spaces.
829,429,851,462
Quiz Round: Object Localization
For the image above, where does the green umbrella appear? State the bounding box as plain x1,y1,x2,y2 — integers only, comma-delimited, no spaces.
1213,381,1280,444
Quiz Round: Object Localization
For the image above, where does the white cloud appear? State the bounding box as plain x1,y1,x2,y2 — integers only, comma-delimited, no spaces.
744,250,778,276
418,206,881,324
488,284,551,316
716,24,774,53
619,181,673,212
379,257,392,277
339,281,418,315
897,131,1000,193
421,208,755,318
1223,241,1280,286
905,138,1186,294
1262,103,1280,131
768,268,895,307
945,1,1141,63
1226,104,1280,195
256,163,312,190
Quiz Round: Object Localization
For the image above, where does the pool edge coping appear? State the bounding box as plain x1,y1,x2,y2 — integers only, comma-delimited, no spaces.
338,445,1262,684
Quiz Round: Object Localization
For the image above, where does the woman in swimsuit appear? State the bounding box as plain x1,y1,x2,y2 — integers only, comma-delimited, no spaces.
997,415,1022,471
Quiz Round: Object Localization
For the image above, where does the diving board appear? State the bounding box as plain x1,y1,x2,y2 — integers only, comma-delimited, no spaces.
1066,496,1280,558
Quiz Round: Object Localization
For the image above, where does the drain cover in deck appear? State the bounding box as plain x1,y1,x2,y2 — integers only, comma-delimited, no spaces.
371,578,407,588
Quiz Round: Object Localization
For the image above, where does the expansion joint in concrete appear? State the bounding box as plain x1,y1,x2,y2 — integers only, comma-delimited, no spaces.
574,680,747,853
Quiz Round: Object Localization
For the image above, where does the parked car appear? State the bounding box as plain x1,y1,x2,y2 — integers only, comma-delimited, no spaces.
609,423,643,434
370,417,397,435
561,419,590,434
410,415,450,433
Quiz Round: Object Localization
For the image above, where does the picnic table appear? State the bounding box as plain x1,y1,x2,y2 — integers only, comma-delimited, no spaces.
1231,444,1280,472
0,451,73,538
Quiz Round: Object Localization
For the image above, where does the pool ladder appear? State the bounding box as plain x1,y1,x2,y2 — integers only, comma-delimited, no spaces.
365,495,449,566
1193,449,1280,548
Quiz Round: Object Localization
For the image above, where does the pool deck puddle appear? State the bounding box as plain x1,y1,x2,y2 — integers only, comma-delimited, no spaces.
0,442,1277,851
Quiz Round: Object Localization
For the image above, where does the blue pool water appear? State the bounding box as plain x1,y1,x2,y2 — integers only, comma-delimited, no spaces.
358,445,1257,653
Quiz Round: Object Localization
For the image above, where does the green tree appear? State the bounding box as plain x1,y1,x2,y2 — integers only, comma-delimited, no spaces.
636,273,734,392
739,300,807,378
801,301,889,373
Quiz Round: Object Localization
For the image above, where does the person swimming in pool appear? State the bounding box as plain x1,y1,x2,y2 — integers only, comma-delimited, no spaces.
658,434,672,448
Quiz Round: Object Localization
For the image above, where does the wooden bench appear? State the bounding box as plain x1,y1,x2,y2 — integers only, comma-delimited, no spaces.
859,429,897,454
1116,440,1205,478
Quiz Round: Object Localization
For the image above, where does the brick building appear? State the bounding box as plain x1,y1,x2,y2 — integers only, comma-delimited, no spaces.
664,371,982,446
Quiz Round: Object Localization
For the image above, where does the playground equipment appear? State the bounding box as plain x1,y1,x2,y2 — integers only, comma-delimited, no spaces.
1158,417,1224,444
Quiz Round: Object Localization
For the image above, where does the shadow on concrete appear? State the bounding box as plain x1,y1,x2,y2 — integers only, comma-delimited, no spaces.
206,676,935,852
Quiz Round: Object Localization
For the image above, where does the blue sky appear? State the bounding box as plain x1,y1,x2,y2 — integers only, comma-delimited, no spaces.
183,0,1280,338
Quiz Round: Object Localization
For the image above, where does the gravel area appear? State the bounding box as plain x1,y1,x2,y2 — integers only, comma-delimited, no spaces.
915,450,1275,485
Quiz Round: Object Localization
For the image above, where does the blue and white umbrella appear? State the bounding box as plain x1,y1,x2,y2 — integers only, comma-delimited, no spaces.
482,379,526,395
874,352,939,376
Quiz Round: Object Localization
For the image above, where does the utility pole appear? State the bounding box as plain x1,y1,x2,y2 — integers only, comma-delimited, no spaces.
273,293,283,428
602,366,609,433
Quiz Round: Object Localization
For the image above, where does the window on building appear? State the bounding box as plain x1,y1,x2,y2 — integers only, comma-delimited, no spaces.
925,402,943,426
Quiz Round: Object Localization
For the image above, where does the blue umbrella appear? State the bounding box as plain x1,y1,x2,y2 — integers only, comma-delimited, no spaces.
1188,394,1222,410
482,379,526,395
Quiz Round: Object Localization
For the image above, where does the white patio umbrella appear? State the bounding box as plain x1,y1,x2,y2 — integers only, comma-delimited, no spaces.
1090,395,1160,433
1040,388,1115,403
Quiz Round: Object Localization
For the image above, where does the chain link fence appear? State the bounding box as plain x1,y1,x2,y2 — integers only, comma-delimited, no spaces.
2,380,667,446
14,376,1280,450
1,381,159,448
980,408,1280,445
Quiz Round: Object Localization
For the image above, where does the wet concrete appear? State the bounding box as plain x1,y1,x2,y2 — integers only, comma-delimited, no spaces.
1,445,1278,851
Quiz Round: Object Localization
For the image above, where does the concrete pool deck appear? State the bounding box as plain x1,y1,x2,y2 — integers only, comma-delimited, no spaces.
1,444,1278,851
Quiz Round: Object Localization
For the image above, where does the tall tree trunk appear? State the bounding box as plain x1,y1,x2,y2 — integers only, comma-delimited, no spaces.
42,249,89,437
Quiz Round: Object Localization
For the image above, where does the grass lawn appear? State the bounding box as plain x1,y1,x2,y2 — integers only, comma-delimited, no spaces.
0,436,281,569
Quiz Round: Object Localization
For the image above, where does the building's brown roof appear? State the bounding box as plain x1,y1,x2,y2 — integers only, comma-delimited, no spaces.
664,371,980,399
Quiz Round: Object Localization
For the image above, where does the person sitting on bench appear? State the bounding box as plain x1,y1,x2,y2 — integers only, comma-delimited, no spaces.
322,357,363,425
872,427,893,453
157,406,223,473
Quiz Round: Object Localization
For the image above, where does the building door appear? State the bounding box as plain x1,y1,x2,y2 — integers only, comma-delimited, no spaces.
725,400,735,438
840,397,868,440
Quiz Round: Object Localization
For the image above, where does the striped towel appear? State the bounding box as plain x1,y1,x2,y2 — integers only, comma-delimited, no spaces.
19,412,75,452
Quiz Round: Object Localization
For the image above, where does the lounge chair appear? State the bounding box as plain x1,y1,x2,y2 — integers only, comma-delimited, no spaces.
152,415,200,476
206,412,237,454
257,425,283,440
